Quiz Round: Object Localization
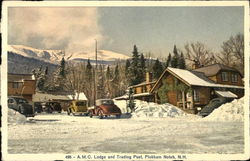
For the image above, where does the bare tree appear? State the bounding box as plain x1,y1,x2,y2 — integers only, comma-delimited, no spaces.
218,33,244,74
184,42,216,67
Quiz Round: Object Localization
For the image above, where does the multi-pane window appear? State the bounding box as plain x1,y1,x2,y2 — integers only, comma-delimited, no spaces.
193,89,199,102
231,73,238,83
12,82,21,88
221,72,228,81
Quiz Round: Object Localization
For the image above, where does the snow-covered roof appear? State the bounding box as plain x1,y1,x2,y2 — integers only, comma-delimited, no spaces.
68,92,87,101
114,92,152,100
215,91,238,98
151,67,244,92
33,92,87,102
128,81,156,88
193,63,241,77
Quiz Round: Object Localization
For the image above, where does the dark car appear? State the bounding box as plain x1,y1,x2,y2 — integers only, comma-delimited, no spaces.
88,99,121,119
8,96,35,117
199,97,233,117
42,102,62,113
34,102,43,113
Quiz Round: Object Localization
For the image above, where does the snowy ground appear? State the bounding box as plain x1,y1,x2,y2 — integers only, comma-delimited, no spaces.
8,113,244,154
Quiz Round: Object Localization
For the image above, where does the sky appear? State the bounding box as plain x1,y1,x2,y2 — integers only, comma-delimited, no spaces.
8,6,244,58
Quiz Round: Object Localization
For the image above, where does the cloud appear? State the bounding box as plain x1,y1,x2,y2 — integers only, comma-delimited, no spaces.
8,7,103,54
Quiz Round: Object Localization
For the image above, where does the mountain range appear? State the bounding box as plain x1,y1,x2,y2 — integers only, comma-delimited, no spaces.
8,45,130,64
8,45,130,74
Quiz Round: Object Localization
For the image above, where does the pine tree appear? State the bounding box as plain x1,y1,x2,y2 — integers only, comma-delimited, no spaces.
136,53,146,83
125,59,130,76
59,57,66,78
178,52,186,69
128,45,142,85
166,53,171,68
171,45,179,68
153,59,163,79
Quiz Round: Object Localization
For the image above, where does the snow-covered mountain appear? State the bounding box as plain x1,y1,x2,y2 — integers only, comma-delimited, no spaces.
8,45,130,64
8,45,65,64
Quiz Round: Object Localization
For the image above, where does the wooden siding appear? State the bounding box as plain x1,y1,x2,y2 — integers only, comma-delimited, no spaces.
209,71,243,86
8,80,36,96
194,87,211,106
134,84,154,94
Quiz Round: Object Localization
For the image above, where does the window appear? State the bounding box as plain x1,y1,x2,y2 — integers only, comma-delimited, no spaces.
193,89,199,102
231,73,238,83
221,72,228,81
12,82,22,88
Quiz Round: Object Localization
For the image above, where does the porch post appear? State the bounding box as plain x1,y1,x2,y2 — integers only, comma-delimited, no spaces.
182,91,186,109
190,89,194,109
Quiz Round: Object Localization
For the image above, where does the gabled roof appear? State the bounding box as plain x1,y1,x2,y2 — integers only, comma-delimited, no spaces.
192,63,241,77
128,81,156,88
150,67,244,93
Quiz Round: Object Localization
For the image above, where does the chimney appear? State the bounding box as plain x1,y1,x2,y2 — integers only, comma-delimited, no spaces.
192,60,200,70
146,72,153,83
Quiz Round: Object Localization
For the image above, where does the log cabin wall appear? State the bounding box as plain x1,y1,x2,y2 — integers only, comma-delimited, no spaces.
215,71,243,86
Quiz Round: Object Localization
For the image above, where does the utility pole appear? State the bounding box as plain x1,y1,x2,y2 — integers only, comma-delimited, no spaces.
94,39,98,106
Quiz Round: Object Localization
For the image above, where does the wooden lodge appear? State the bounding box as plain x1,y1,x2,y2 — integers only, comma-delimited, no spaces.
124,64,244,114
8,73,36,103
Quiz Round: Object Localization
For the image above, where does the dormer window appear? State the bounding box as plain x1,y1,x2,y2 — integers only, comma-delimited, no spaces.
221,72,228,81
232,73,238,83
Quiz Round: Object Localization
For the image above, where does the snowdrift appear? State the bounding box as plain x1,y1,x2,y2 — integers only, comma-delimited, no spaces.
132,100,187,118
8,109,27,124
204,97,244,121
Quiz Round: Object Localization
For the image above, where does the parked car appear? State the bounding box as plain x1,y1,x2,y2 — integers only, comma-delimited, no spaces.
88,99,121,119
42,101,62,113
34,102,43,113
8,96,35,117
199,97,233,117
67,100,88,116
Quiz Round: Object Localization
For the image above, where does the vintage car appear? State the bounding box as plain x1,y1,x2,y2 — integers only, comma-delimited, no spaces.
199,97,233,117
67,100,88,116
41,101,62,113
88,99,121,119
34,102,43,113
8,96,35,117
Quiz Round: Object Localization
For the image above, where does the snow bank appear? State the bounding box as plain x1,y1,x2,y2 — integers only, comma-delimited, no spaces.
114,100,128,113
204,97,244,121
8,109,27,124
132,100,187,118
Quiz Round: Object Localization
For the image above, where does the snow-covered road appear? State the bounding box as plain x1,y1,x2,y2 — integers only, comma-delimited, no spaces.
8,113,244,154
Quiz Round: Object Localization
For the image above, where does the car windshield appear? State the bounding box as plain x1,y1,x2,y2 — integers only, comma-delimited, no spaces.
101,100,114,105
76,101,86,106
16,98,28,104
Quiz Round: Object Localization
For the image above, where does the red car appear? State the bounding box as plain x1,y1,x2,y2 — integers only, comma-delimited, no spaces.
89,99,121,119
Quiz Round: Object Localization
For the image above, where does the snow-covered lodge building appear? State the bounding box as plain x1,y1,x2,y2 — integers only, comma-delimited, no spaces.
125,64,244,114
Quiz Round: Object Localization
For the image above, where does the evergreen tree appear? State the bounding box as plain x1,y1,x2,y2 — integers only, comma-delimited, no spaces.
178,52,186,69
128,45,142,85
59,57,66,78
152,59,163,79
125,59,130,76
171,45,179,68
138,53,146,82
45,66,49,75
166,53,172,68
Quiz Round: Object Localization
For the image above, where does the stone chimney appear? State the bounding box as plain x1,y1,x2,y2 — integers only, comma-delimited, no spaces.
146,72,153,83
192,60,201,70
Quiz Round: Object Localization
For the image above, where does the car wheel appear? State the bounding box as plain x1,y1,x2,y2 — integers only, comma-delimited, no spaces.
18,106,25,114
67,109,71,115
98,110,104,119
116,114,121,119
